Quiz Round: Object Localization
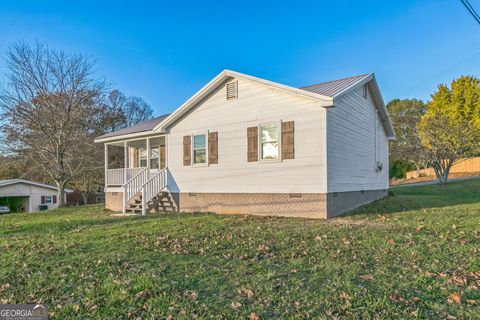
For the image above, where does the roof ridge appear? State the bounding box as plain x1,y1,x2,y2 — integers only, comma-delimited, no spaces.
299,74,370,89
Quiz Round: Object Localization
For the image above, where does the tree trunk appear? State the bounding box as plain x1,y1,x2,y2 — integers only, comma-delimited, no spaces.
432,159,453,184
57,183,66,207
82,192,88,205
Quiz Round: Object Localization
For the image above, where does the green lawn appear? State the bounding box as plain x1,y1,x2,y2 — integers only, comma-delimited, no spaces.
1,180,479,319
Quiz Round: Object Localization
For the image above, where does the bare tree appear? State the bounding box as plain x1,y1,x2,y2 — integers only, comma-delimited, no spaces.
0,41,107,207
70,153,103,205
107,89,154,130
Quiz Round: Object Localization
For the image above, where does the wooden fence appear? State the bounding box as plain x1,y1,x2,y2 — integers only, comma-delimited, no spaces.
405,157,480,179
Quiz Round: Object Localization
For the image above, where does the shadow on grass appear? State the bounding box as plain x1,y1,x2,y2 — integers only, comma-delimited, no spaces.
348,178,480,217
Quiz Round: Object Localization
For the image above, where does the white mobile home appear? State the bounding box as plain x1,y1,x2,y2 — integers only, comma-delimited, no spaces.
95,70,395,219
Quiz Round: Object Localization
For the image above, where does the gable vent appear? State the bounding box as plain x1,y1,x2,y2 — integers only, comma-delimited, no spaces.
226,81,238,100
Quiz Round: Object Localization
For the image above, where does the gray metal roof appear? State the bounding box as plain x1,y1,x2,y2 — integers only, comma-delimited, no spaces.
95,114,170,140
299,74,370,97
96,74,371,141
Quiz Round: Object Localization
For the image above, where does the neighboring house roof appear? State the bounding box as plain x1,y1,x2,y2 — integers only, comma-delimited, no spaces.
0,179,73,192
95,69,395,142
95,114,171,140
300,74,370,97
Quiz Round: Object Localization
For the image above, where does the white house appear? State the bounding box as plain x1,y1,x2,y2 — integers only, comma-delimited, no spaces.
0,179,71,213
95,70,395,219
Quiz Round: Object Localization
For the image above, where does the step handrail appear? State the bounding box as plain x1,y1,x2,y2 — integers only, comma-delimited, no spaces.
140,168,167,215
122,167,149,213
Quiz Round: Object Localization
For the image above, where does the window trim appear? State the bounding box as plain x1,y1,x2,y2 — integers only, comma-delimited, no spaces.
149,146,160,169
363,84,368,99
258,121,282,163
139,147,161,169
191,131,209,167
139,148,148,168
44,195,53,204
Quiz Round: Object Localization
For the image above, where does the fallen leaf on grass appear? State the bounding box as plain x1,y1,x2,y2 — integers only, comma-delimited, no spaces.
257,244,269,252
448,275,466,285
447,292,461,304
360,275,374,281
315,235,322,241
231,302,241,310
339,292,350,300
0,283,11,291
244,289,254,299
183,290,198,300
388,291,405,302
466,299,476,305
135,290,150,299
249,312,260,320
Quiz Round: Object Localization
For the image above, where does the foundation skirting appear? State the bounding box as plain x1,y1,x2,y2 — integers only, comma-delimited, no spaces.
174,192,328,219
105,189,388,219
105,192,123,212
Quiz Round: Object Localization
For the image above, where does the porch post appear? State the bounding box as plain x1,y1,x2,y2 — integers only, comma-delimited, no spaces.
123,141,128,184
104,144,108,188
146,137,151,171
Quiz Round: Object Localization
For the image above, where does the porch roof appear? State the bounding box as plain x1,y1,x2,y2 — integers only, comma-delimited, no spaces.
95,114,170,142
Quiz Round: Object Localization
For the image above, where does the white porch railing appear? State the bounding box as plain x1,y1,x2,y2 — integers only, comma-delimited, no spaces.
126,167,145,182
141,169,167,215
122,168,150,213
106,167,147,186
106,168,124,186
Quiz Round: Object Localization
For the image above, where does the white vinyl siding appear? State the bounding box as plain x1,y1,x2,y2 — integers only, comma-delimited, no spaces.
326,85,389,192
166,78,327,193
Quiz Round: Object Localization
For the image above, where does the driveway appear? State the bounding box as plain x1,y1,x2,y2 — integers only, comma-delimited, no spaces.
396,176,479,187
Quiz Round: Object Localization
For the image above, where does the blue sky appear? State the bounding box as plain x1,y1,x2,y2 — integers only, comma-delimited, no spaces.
1,0,480,115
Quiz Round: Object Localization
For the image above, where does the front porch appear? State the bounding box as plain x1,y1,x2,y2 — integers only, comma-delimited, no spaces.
105,136,167,187
104,135,171,214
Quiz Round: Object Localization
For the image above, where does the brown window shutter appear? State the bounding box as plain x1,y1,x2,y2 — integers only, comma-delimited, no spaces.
133,148,139,167
247,126,258,162
183,135,191,166
41,196,45,204
53,195,57,204
281,121,295,160
160,145,166,169
208,131,218,164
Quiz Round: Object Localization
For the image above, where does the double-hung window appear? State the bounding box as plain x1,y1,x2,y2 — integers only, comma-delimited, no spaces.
139,148,160,169
139,149,148,167
45,196,53,204
193,134,207,164
150,147,159,169
260,123,279,160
